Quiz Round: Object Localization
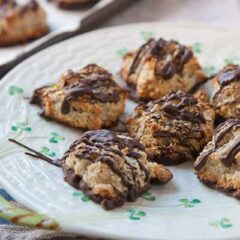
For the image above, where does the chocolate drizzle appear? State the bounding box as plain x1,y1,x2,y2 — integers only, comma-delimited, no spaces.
0,0,16,16
152,39,192,79
0,0,15,6
218,64,240,87
133,90,209,165
222,139,240,166
194,119,240,171
211,65,240,119
20,0,39,13
61,75,120,114
8,138,61,167
212,64,240,102
0,0,39,18
67,130,149,179
8,131,154,210
147,91,205,124
128,38,192,80
128,38,157,76
62,130,151,209
30,64,124,116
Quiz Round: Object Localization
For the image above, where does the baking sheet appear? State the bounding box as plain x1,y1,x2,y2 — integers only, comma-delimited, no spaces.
0,0,133,77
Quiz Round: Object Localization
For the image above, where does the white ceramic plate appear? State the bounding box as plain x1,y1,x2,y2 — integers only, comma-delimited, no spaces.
1,22,240,240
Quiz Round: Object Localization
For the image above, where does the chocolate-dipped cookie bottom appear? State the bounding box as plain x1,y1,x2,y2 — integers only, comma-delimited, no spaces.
9,129,172,210
61,130,172,210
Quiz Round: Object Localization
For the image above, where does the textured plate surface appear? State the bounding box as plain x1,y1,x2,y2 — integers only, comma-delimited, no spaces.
1,22,240,240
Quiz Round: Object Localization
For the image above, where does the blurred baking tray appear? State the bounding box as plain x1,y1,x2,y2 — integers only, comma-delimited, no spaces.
0,0,135,77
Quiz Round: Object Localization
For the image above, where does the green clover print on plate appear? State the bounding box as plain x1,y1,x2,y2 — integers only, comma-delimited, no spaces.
8,86,23,95
117,48,128,58
39,147,56,158
209,218,233,229
11,122,32,132
140,31,154,41
49,132,65,143
203,66,216,77
191,42,202,54
224,55,240,65
179,198,201,208
141,192,156,201
72,191,89,202
126,209,146,220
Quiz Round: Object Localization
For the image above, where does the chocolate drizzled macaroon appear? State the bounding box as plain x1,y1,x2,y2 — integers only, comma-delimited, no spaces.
127,90,215,165
120,38,206,100
49,0,99,9
62,130,173,210
211,64,240,120
0,0,47,46
31,64,128,130
194,119,240,198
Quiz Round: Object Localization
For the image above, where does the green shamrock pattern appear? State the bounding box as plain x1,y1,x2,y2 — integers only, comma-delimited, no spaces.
140,31,154,41
117,48,128,58
11,122,32,132
8,86,23,95
39,147,56,158
209,218,233,229
126,209,146,220
191,42,202,54
72,191,89,202
49,132,65,143
224,55,240,64
203,65,216,77
179,198,201,208
5,28,239,232
141,192,156,201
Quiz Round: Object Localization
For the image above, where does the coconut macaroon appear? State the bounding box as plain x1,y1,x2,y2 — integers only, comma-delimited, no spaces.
120,38,206,100
31,64,128,130
62,130,173,210
50,0,99,9
194,119,240,198
211,64,240,120
0,0,47,46
127,90,215,165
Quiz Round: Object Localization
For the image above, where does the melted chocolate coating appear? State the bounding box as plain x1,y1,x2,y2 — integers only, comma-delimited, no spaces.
128,38,192,80
62,130,150,210
194,119,240,171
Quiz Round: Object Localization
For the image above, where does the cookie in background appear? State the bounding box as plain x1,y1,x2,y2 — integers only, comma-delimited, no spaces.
0,0,47,46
